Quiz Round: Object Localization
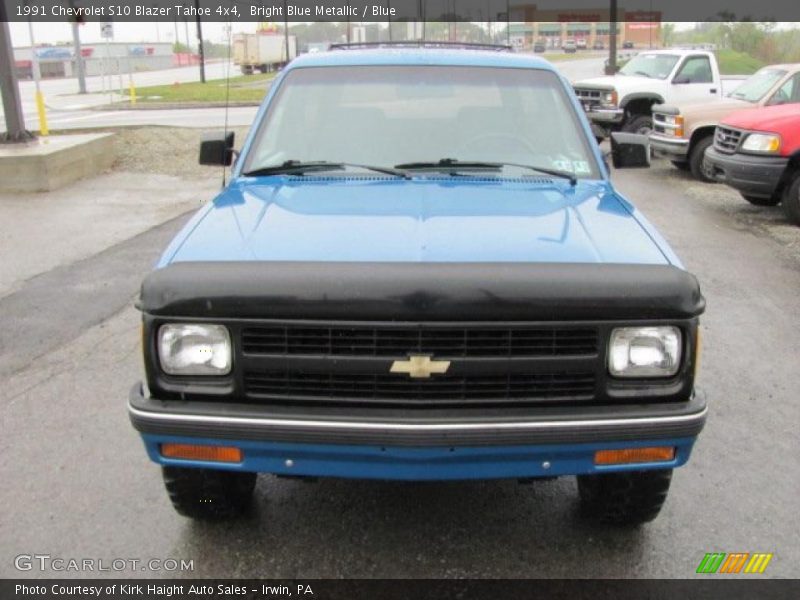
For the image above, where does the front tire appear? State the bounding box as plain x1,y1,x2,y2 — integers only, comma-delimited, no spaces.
577,469,672,526
622,114,653,136
781,171,800,225
741,193,780,207
162,467,257,520
689,135,715,183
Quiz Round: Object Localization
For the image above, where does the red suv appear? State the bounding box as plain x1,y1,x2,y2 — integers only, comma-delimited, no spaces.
705,103,800,224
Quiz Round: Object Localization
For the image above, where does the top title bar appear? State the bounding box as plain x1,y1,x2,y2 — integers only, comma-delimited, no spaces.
1,0,798,22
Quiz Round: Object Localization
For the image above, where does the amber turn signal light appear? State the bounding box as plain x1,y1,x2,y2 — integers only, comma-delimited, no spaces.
161,443,242,463
594,446,675,465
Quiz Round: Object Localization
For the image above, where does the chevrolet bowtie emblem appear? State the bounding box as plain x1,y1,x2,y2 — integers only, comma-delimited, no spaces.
390,355,451,379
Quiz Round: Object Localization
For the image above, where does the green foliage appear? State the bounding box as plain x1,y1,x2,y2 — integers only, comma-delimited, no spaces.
661,23,676,48
672,22,800,65
200,40,231,59
126,73,275,103
717,49,764,75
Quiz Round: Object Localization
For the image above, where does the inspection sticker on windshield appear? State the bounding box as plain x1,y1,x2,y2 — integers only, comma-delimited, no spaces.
553,160,591,175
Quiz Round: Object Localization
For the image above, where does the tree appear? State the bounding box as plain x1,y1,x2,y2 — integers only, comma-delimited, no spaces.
661,23,675,47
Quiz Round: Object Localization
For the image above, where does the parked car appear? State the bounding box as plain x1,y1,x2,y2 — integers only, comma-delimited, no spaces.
651,64,800,181
574,49,731,138
705,103,800,223
623,41,635,49
563,40,577,53
593,41,605,50
576,38,587,50
604,52,634,74
129,44,706,526
533,40,546,53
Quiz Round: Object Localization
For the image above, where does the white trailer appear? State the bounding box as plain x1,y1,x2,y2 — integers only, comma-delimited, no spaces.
233,33,297,74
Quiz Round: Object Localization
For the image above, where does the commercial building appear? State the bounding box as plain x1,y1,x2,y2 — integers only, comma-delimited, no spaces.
14,42,173,80
508,5,661,51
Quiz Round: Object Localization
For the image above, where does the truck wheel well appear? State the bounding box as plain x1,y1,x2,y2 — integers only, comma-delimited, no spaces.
624,98,660,117
689,127,715,149
776,152,800,197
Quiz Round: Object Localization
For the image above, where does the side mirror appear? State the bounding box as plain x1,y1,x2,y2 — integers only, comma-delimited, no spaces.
610,132,651,169
199,131,235,166
672,76,691,85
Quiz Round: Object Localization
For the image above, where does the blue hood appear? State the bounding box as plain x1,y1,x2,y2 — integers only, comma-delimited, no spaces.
161,176,669,266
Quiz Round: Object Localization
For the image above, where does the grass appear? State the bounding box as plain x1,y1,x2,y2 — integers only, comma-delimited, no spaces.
717,49,764,75
542,52,597,62
126,72,275,103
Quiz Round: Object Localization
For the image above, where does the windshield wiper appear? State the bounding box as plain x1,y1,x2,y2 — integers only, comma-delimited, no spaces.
243,160,410,179
394,158,577,186
633,70,653,78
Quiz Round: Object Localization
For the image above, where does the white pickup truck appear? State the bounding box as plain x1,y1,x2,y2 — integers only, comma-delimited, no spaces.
573,49,732,137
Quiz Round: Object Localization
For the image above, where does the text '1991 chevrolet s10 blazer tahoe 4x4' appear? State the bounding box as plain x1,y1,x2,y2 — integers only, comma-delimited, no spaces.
128,43,706,526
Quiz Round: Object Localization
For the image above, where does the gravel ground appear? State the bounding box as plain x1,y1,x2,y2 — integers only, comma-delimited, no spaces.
650,159,800,263
110,126,251,179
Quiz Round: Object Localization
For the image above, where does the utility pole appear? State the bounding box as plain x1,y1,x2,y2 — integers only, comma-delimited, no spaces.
194,0,205,82
607,0,618,75
387,1,392,41
283,0,290,64
71,22,87,94
27,17,48,136
0,16,33,141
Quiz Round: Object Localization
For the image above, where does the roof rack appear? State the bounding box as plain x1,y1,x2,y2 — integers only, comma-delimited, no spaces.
328,41,513,52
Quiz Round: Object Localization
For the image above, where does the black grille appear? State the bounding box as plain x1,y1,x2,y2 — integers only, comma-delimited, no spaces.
243,370,596,406
714,126,743,153
241,325,598,358
574,88,602,110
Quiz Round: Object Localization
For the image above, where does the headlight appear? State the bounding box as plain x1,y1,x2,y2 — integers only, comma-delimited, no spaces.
662,115,684,137
602,90,618,106
741,133,781,154
158,324,232,376
608,326,681,378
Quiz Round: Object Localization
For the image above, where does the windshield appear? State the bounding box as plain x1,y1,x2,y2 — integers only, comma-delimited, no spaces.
619,53,680,79
242,65,599,180
728,68,788,103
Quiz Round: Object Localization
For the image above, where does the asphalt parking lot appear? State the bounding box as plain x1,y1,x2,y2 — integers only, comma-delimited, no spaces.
1,150,798,579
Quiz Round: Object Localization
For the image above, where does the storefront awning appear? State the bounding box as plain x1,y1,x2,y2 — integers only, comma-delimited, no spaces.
566,23,592,33
536,23,562,33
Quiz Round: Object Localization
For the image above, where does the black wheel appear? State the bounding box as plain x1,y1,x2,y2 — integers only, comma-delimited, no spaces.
689,136,716,183
670,160,690,172
162,467,257,520
622,114,653,135
577,469,672,526
741,193,780,207
781,171,800,224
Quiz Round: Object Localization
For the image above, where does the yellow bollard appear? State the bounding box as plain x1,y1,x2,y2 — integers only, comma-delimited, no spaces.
129,82,136,106
35,90,48,136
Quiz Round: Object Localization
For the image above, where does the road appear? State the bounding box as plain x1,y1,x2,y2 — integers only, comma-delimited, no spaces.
0,157,798,578
1,56,607,133
1,61,258,132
